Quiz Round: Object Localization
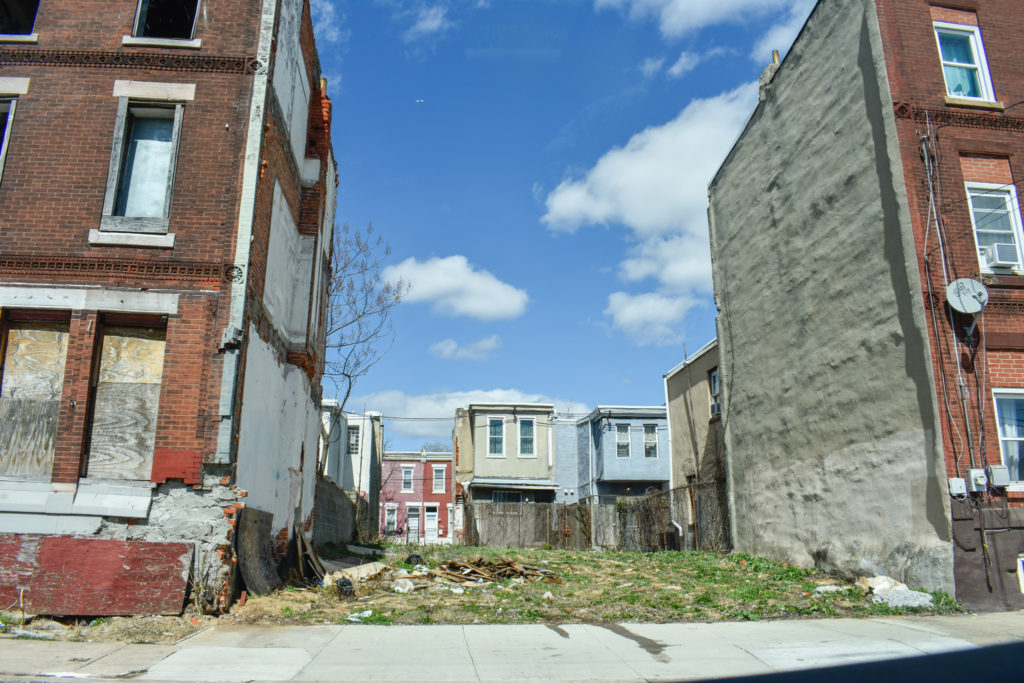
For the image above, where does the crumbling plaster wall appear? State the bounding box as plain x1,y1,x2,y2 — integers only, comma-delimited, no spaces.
236,326,319,542
271,0,310,168
98,475,241,611
708,0,953,591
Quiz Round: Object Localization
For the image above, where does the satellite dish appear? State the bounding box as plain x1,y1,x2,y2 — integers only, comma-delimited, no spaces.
946,278,989,315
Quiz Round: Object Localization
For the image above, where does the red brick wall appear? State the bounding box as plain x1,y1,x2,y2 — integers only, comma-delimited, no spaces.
876,0,1024,503
0,0,260,483
30,0,260,54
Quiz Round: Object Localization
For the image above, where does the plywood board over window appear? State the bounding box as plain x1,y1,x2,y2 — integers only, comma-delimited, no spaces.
85,326,165,480
0,321,69,476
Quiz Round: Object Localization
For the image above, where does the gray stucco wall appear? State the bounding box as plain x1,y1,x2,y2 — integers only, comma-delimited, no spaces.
708,0,952,591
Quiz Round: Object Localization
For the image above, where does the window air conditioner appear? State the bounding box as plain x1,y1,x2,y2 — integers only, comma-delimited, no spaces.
983,243,1018,268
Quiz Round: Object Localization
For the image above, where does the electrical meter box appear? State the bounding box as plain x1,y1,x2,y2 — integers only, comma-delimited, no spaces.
986,465,1011,488
948,477,967,496
967,469,988,493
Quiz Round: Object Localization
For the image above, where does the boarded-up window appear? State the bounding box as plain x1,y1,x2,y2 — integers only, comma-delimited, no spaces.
85,325,165,480
0,320,69,476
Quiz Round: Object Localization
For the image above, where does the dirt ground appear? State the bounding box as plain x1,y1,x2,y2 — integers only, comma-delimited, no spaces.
2,545,960,644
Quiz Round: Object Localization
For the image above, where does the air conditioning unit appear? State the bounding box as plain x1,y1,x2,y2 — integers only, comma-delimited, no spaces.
983,243,1018,268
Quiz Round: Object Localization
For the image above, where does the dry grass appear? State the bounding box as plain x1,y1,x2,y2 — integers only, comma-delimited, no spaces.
12,545,959,642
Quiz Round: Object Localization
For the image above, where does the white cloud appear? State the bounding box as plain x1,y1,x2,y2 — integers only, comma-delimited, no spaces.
310,0,349,44
543,82,757,237
430,335,502,361
750,0,815,63
619,234,712,294
383,255,529,320
640,56,664,78
349,389,589,443
666,51,699,78
404,5,452,42
605,292,697,346
595,0,794,37
543,83,757,345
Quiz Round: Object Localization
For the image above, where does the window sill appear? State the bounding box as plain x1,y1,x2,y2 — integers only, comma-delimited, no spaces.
944,96,1005,111
0,33,37,43
981,273,1024,288
486,455,506,459
89,229,175,249
517,455,538,459
122,35,202,49
100,215,170,234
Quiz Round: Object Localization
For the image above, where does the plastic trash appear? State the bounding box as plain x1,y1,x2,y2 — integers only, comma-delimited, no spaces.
335,577,354,596
347,610,373,623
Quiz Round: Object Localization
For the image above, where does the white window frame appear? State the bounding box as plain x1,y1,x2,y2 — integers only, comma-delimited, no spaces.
518,418,536,458
401,466,415,493
432,465,446,494
966,182,1024,274
992,388,1024,490
933,22,996,103
487,416,505,458
347,425,360,456
384,503,398,534
616,424,631,458
709,367,721,417
0,98,17,185
0,77,29,185
100,96,184,235
643,424,658,458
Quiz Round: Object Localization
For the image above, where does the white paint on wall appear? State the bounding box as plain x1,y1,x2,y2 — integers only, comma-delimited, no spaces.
112,80,196,101
272,0,310,168
263,181,314,346
0,285,178,314
236,325,319,534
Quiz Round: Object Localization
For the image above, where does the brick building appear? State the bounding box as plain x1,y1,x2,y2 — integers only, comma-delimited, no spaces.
0,0,336,615
380,450,453,545
709,0,1024,610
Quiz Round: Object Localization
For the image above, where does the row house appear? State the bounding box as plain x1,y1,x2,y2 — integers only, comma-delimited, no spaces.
319,401,383,543
452,402,669,542
663,340,730,551
0,0,336,615
379,450,453,544
709,0,1024,610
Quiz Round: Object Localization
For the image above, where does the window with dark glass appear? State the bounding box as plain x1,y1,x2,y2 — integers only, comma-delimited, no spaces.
0,0,40,35
134,0,199,40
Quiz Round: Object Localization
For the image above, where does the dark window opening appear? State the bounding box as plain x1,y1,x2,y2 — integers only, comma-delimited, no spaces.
0,0,40,35
134,0,199,40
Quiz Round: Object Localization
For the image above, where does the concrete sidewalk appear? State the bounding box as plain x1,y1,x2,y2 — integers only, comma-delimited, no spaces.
0,612,1021,682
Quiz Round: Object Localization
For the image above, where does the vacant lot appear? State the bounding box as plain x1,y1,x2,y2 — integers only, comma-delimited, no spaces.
22,544,958,643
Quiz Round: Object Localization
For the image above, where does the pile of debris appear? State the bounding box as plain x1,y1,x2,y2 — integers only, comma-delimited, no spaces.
319,555,562,600
431,558,562,585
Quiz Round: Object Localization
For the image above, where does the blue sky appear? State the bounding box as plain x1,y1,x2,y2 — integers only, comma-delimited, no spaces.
311,0,815,449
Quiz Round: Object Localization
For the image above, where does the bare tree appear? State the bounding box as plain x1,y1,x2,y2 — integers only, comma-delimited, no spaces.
324,223,406,409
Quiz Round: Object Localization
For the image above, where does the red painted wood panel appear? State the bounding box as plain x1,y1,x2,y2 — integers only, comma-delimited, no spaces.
0,535,191,615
